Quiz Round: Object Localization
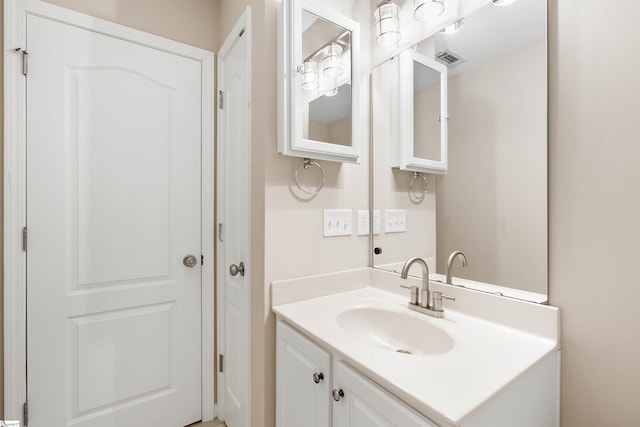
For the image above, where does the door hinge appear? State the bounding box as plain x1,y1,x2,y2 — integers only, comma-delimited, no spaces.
219,354,224,373
218,223,223,242
218,90,224,109
201,254,204,265
239,28,245,38
22,227,28,252
23,401,29,426
13,48,28,76
22,50,28,76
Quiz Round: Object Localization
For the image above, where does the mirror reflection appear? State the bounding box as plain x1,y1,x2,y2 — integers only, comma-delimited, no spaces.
372,0,547,301
301,10,352,147
413,60,442,162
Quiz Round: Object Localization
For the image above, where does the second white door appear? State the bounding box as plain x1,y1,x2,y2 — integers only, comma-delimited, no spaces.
26,13,203,427
217,10,252,427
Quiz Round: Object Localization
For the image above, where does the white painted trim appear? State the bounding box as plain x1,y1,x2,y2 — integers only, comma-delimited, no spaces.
200,26,217,427
216,7,252,424
3,0,216,422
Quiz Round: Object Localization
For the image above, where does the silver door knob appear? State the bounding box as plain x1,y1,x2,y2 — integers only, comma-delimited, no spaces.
183,255,198,268
229,261,245,277
332,389,344,402
313,372,324,384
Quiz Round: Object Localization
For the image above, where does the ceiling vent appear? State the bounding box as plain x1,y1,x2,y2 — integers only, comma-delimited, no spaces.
436,50,465,67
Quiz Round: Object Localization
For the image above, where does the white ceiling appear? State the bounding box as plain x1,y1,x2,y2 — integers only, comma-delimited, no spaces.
434,0,546,76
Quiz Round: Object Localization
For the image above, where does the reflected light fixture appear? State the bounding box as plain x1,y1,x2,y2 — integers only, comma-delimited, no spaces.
320,43,344,77
491,0,518,5
298,61,319,90
324,75,339,97
414,0,445,21
374,0,401,46
325,87,339,97
440,18,465,34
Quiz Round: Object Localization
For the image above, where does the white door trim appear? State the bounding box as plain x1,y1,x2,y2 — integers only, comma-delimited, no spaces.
216,7,252,424
3,0,216,422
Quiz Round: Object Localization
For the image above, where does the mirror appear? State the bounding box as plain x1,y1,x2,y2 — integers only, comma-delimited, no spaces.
413,59,443,163
278,0,360,163
371,0,547,302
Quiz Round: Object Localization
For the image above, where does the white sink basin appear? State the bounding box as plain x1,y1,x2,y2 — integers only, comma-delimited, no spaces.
336,307,454,356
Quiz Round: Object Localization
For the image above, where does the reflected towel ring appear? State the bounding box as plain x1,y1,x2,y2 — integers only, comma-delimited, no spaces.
409,172,428,203
294,158,325,197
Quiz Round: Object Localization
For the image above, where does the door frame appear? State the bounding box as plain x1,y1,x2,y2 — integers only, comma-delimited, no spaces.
215,7,252,424
3,0,216,422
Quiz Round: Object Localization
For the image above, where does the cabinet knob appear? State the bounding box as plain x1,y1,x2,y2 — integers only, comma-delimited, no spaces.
313,372,324,384
332,388,345,402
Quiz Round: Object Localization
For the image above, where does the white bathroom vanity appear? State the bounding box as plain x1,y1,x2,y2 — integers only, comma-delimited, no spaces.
272,268,559,427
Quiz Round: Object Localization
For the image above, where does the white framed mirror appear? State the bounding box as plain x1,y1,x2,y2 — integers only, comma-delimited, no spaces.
278,0,361,163
392,48,448,174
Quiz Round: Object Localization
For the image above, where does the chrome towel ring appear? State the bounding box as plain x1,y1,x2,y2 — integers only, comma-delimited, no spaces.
294,158,325,197
409,171,428,203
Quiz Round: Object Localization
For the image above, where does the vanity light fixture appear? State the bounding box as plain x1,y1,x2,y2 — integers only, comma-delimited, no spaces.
374,0,401,46
320,43,344,77
298,60,320,90
414,0,445,22
440,18,465,34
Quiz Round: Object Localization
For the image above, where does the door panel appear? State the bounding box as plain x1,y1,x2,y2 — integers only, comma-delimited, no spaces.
26,14,202,427
217,17,251,427
74,67,173,286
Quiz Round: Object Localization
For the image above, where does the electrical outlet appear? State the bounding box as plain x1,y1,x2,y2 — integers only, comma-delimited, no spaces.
357,210,370,235
372,210,381,235
324,209,353,237
385,209,407,233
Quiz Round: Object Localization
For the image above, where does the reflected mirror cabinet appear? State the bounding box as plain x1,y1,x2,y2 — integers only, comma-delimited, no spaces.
375,48,448,175
371,0,548,302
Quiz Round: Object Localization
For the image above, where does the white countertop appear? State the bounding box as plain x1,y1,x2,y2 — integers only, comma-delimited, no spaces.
272,277,559,427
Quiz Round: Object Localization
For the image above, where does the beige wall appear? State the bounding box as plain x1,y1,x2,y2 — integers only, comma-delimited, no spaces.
436,41,547,293
549,0,640,425
0,0,218,419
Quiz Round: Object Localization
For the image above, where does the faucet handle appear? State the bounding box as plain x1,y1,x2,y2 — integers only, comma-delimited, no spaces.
432,291,455,312
400,285,420,305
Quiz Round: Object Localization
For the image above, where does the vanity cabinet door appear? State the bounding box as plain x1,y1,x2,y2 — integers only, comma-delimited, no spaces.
332,361,437,427
276,320,331,427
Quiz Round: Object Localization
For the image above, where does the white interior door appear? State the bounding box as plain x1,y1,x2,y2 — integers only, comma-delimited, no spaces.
26,14,202,427
216,9,252,427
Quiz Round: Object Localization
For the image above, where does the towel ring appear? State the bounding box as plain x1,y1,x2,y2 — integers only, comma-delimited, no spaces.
294,158,325,197
409,172,428,203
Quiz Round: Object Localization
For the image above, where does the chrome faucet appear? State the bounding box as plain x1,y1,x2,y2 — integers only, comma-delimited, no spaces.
400,257,431,308
446,250,468,285
400,257,455,318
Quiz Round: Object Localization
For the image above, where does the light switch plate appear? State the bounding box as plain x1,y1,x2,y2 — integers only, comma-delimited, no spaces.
324,209,352,237
385,209,406,233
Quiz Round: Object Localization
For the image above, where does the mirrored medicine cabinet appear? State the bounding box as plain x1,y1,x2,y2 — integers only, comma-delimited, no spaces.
278,0,361,163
